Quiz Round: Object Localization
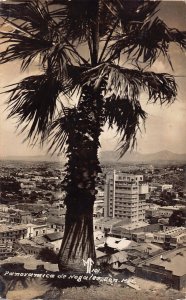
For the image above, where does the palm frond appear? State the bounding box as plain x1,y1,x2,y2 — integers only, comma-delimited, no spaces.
0,0,75,73
0,0,55,37
104,96,147,157
81,62,177,156
82,63,177,104
110,16,186,66
142,70,177,104
5,74,61,143
50,0,98,42
49,0,114,42
170,29,186,49
110,0,160,27
46,107,77,154
0,31,53,70
0,0,182,160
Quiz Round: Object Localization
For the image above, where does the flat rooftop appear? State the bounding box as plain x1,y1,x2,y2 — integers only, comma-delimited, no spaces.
44,232,64,241
156,227,185,236
94,217,125,227
144,247,186,276
47,217,65,225
160,206,185,210
0,224,27,233
116,222,148,231
26,223,46,228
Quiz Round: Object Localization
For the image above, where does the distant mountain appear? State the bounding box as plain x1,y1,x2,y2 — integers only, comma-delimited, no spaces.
100,150,186,163
1,150,186,164
0,154,66,162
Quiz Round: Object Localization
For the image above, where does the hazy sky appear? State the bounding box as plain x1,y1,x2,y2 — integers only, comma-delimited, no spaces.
0,1,186,157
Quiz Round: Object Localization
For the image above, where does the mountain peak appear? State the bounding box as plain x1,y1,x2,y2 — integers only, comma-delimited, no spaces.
100,150,186,163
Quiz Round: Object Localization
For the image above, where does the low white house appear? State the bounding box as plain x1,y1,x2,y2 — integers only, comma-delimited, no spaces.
94,230,104,241
26,223,47,238
106,236,134,251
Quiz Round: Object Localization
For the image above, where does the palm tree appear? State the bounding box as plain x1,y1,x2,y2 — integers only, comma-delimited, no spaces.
0,0,185,271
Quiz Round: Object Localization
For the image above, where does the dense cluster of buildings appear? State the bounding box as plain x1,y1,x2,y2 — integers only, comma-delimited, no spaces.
0,159,185,290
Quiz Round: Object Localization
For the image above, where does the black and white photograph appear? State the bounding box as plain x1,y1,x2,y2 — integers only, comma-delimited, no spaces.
0,0,186,299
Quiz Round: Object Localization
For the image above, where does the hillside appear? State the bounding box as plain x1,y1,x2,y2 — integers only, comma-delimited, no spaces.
100,150,186,163
1,150,186,164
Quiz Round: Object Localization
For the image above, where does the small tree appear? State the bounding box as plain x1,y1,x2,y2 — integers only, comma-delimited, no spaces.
38,247,58,264
169,208,186,227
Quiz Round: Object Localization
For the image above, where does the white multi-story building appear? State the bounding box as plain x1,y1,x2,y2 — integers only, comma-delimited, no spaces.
95,188,104,207
152,183,173,191
104,171,149,223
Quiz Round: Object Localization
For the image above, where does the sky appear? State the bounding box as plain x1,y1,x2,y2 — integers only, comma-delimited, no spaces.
0,0,186,157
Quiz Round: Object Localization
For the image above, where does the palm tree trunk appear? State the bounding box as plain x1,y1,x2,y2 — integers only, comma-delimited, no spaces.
58,85,104,272
58,208,96,272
